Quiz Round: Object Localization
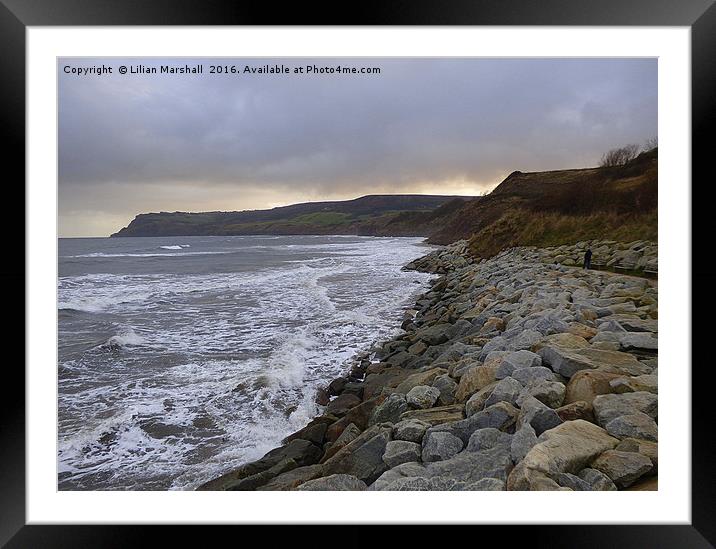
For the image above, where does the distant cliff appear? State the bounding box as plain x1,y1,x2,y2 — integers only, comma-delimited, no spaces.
111,194,475,238
113,149,657,258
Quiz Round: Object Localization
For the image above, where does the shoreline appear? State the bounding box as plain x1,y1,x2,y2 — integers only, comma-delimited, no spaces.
199,238,658,491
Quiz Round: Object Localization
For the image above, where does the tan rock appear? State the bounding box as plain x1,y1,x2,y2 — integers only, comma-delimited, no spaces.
464,381,499,417
568,323,598,340
481,316,506,333
555,400,594,423
395,367,448,394
539,346,650,378
455,364,499,402
399,404,465,426
531,333,590,353
625,476,658,491
507,420,619,489
615,438,658,474
591,449,653,488
565,370,623,405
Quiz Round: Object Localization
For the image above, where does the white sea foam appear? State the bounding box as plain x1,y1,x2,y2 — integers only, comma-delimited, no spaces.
57,236,437,490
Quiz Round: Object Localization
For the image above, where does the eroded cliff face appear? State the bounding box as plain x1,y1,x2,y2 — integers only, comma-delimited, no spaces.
428,149,658,252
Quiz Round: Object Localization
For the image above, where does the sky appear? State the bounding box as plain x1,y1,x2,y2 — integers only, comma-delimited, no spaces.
58,58,657,237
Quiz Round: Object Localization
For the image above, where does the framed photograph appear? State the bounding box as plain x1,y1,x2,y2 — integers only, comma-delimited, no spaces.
6,0,713,545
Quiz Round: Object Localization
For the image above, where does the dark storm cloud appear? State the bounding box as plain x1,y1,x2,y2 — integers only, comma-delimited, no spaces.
58,58,657,236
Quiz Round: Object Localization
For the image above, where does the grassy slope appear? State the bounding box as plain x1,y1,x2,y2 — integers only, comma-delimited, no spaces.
427,148,658,258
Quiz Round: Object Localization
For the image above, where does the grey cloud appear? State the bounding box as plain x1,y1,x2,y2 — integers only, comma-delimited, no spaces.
58,57,657,236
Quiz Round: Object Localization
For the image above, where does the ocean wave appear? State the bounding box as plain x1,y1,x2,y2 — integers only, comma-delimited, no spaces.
67,250,227,258
57,236,438,490
100,327,145,349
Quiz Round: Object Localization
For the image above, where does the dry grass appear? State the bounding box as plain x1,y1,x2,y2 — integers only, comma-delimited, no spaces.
468,209,657,259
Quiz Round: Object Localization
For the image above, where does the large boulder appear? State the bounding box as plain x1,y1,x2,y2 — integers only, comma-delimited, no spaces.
590,450,652,488
511,424,538,463
604,413,658,441
415,323,452,345
321,423,361,462
466,428,513,453
370,393,408,425
506,420,619,490
465,381,498,417
484,376,523,408
516,394,562,435
592,392,658,426
392,419,430,443
430,402,518,445
321,424,393,484
615,438,658,473
432,374,458,405
455,364,500,401
325,396,384,442
528,380,566,409
257,464,326,491
421,431,464,462
539,346,650,378
382,440,422,468
564,370,623,405
406,385,441,409
197,438,324,491
325,393,362,417
296,474,367,491
399,404,465,426
426,447,513,484
496,350,542,378
368,462,427,491
395,367,448,394
578,468,617,491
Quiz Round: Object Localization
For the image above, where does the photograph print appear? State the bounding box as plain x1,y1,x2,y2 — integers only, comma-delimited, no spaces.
58,57,658,492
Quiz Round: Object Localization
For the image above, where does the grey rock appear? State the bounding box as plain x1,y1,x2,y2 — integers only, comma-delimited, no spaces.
604,412,658,441
461,478,506,491
436,402,519,443
406,385,441,409
484,376,523,407
426,447,513,484
578,468,618,491
528,380,566,409
591,450,653,488
382,476,432,491
421,431,464,462
415,323,452,345
382,440,422,468
516,394,562,435
370,393,408,425
511,424,538,463
508,329,544,350
296,474,367,491
464,382,498,417
500,350,543,376
321,424,392,485
466,428,513,453
593,392,658,426
432,374,458,405
368,461,427,490
549,472,592,491
392,419,430,443
512,366,556,387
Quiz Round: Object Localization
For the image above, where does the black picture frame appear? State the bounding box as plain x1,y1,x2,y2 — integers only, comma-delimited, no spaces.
3,0,713,546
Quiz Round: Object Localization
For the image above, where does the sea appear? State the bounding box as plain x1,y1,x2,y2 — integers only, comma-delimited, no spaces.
57,235,436,490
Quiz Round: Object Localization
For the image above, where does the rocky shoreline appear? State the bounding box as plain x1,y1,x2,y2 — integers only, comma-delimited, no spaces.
198,239,658,491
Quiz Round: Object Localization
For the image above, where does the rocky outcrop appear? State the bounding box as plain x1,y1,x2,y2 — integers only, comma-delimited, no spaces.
200,239,657,491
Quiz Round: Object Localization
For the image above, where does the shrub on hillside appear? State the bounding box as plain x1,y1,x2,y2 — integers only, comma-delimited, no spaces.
599,144,641,167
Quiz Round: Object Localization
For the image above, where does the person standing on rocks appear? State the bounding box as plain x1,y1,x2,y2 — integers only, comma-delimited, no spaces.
584,248,593,269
